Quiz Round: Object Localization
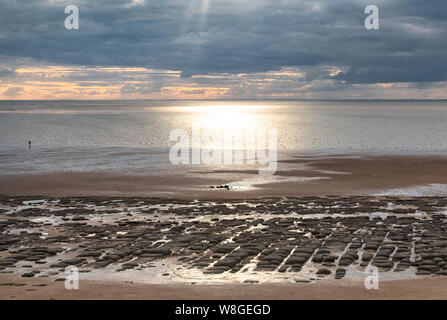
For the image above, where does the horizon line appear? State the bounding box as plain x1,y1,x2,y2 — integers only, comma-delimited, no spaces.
1,98,447,102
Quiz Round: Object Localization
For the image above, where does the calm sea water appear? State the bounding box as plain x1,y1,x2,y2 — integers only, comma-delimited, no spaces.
1,100,447,174
1,100,447,151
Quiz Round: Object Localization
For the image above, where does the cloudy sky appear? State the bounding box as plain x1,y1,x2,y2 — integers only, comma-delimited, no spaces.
0,0,446,99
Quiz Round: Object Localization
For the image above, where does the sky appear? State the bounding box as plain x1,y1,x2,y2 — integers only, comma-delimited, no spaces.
0,0,447,99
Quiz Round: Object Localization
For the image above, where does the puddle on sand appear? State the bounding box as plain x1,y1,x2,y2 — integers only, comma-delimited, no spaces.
374,184,447,197
222,176,330,191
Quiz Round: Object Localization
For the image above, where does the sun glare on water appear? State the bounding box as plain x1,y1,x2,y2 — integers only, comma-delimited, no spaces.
183,104,273,151
186,104,268,130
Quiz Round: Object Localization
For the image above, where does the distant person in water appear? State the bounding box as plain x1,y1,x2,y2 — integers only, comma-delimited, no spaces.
28,140,31,151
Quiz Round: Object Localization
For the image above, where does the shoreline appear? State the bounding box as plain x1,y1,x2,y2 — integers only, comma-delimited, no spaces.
1,154,447,199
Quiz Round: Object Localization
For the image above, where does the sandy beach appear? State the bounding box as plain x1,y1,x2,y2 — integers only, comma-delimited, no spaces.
1,154,447,300
1,154,447,198
2,273,447,300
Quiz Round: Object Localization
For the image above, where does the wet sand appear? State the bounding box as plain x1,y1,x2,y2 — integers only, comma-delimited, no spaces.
1,154,447,199
2,273,447,300
1,195,447,300
1,154,447,300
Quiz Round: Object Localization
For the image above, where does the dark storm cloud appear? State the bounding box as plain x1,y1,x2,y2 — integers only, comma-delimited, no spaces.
0,0,446,84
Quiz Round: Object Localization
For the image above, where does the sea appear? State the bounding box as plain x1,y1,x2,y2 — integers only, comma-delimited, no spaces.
1,99,447,174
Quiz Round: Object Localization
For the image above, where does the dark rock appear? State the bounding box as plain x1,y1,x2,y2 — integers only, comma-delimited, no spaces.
316,268,331,275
